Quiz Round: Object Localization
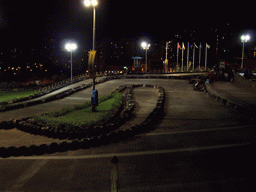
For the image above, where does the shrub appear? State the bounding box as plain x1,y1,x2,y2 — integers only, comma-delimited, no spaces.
33,92,123,130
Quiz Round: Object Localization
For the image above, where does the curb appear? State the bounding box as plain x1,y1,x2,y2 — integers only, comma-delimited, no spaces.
205,83,255,121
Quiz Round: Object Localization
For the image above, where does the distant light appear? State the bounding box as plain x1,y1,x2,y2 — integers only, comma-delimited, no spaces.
84,0,98,7
141,42,147,49
92,0,98,6
141,42,150,49
241,35,250,42
65,43,77,51
84,0,91,6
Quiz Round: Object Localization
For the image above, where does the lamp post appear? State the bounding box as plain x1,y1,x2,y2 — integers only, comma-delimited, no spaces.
241,35,250,69
65,43,77,81
165,41,171,73
84,0,97,89
84,0,98,112
141,42,150,73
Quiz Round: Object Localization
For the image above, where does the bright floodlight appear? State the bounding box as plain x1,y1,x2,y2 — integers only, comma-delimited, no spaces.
141,42,150,49
65,43,77,51
141,42,147,49
241,35,250,42
84,0,98,7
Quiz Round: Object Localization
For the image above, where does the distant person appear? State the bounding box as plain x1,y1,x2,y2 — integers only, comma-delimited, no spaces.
229,70,234,82
224,72,228,81
244,69,250,79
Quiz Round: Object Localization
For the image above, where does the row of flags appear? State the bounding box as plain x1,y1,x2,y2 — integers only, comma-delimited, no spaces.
177,42,210,50
176,42,210,71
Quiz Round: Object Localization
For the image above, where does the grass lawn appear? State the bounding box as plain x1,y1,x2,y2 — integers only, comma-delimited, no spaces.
0,89,37,102
34,92,123,129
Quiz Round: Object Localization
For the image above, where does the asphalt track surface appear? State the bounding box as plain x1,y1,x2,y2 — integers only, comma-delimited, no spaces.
1,78,256,191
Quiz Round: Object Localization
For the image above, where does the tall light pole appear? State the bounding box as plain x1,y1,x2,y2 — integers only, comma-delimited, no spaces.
84,0,98,112
84,0,98,89
165,41,171,73
65,43,77,81
241,35,250,70
141,42,150,73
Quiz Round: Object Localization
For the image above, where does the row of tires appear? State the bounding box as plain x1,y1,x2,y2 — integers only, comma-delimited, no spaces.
0,76,118,112
0,77,89,107
16,107,126,141
0,84,165,158
0,119,18,130
204,85,255,121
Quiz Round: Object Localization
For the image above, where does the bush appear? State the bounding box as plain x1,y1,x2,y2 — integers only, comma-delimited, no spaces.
33,92,123,130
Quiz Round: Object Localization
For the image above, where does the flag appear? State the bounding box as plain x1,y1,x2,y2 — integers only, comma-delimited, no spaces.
194,43,198,48
178,43,182,50
182,42,185,50
188,43,193,49
206,43,210,49
200,42,203,49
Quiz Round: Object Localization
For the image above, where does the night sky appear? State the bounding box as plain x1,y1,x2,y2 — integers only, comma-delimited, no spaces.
0,0,255,50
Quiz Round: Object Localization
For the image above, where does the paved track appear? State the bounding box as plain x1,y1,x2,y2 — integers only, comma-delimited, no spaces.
1,79,255,191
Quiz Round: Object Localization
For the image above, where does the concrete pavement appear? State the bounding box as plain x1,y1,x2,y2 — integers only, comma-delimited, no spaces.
1,77,256,191
205,76,256,120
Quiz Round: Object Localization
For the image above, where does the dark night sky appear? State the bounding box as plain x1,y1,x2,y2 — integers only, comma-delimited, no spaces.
0,0,255,50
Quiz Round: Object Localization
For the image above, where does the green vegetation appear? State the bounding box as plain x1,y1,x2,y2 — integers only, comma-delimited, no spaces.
34,92,123,129
0,89,38,102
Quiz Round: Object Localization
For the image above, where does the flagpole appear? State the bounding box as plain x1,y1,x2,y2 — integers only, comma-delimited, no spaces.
193,44,195,71
199,42,201,70
187,42,189,71
177,43,179,72
182,42,184,72
205,42,207,70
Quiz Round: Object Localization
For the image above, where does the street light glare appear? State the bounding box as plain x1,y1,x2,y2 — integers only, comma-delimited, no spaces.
84,0,98,7
65,43,77,51
92,0,98,6
84,0,91,7
141,42,147,49
241,35,250,41
141,42,150,49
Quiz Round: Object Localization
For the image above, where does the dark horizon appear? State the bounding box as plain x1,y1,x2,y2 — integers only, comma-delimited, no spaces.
0,0,255,50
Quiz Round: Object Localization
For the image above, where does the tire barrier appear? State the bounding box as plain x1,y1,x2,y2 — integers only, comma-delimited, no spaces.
0,119,18,130
0,76,117,112
205,82,256,121
0,74,205,112
0,76,91,106
0,84,165,158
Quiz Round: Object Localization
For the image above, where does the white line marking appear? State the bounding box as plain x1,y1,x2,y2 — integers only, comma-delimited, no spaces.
111,167,118,192
145,125,256,136
7,159,48,191
3,143,250,161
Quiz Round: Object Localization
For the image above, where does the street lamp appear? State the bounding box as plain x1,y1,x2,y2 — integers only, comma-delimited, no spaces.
84,0,98,112
141,42,150,73
241,35,250,69
165,41,171,73
84,0,97,89
65,43,77,81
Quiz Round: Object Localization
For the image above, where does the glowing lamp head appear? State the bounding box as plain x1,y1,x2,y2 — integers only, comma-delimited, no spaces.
141,42,150,49
84,0,98,7
65,43,77,51
141,42,147,49
241,35,250,42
